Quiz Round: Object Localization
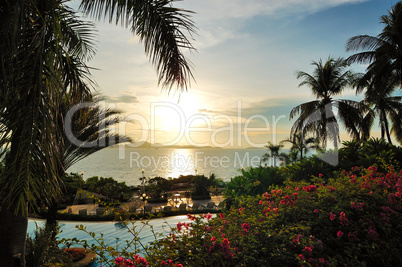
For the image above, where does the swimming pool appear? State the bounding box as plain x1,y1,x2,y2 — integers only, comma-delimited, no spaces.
28,215,192,265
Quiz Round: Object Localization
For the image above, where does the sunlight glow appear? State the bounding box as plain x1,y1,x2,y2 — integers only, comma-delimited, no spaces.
153,94,204,131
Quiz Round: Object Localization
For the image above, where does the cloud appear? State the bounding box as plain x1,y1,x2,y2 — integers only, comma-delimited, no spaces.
179,0,369,49
184,0,368,20
104,94,139,104
197,108,221,114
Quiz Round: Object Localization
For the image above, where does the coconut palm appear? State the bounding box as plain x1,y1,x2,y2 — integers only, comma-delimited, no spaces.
79,0,195,91
0,0,195,265
358,75,402,144
0,2,96,265
45,93,129,233
261,141,284,166
280,133,320,161
346,2,402,144
346,1,402,88
290,57,363,149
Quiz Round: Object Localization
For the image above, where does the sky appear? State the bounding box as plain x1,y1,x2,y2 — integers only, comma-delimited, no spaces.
71,0,397,148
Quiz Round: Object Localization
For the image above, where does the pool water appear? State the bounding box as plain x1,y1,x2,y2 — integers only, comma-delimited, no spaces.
28,215,192,265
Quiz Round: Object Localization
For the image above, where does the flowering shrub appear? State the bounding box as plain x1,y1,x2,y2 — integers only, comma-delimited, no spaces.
145,167,402,266
114,255,148,266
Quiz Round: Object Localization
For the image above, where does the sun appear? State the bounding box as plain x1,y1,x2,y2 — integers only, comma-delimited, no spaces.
152,93,202,132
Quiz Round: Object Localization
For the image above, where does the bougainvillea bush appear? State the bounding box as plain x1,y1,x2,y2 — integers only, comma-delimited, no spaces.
144,167,402,266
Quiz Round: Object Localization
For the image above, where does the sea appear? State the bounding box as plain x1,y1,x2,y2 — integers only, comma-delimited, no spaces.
67,147,269,185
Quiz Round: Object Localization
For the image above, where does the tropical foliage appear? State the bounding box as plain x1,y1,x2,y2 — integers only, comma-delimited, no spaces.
225,167,285,200
148,166,402,266
280,133,320,162
345,1,402,144
346,1,402,88
0,0,196,265
261,141,287,166
290,57,362,149
26,225,73,267
357,76,402,143
70,165,402,267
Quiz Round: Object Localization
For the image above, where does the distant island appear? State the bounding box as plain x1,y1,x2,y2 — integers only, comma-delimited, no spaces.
111,142,266,149
114,141,220,149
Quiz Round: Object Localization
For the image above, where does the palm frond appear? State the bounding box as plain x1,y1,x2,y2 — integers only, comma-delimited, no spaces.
79,0,196,92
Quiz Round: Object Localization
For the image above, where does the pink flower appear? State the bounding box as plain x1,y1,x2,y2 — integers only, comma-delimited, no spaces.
329,212,336,221
313,209,319,213
351,202,365,211
262,192,271,199
298,254,305,261
339,212,349,226
337,230,344,238
242,223,250,233
115,256,125,264
368,166,377,172
303,246,313,255
304,185,318,192
187,214,196,221
219,213,225,219
203,213,213,220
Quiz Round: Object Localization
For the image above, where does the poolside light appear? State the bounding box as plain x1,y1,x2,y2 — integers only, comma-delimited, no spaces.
140,193,149,215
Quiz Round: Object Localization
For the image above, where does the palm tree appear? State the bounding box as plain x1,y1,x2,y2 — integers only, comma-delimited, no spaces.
80,0,195,91
280,133,320,161
346,2,402,144
0,0,196,265
346,1,402,88
290,57,363,149
359,75,402,144
0,2,96,265
261,141,284,166
45,93,129,234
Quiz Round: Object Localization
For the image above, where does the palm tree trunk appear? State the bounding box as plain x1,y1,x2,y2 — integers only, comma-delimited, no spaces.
0,205,28,266
380,112,392,144
45,200,59,240
0,127,29,266
384,119,393,144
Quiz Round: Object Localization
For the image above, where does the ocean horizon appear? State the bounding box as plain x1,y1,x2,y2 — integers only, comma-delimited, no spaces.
67,147,283,185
